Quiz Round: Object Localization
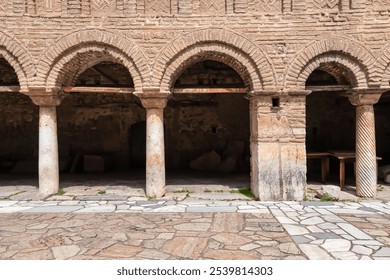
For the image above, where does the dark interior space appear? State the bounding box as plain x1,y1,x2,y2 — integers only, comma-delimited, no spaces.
305,64,356,184
375,91,390,166
165,60,250,185
0,58,39,176
57,61,145,175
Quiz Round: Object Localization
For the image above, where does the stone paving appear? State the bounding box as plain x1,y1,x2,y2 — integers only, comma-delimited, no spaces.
0,212,302,260
0,174,389,260
0,198,389,260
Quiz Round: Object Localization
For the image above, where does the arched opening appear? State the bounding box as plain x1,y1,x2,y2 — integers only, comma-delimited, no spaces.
57,60,146,192
375,90,390,185
0,57,39,192
305,62,356,188
165,60,251,196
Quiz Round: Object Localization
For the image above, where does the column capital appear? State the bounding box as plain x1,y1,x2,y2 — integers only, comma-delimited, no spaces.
23,87,64,106
348,89,383,106
137,88,170,109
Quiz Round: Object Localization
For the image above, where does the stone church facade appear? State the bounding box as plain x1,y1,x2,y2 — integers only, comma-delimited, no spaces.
1,0,390,201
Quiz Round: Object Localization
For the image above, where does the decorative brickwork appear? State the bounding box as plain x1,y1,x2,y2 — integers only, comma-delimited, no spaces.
154,29,276,91
0,32,35,91
377,42,390,87
38,0,60,12
372,0,390,11
0,0,9,13
313,0,340,10
91,0,117,15
144,0,171,15
285,37,377,89
36,29,150,92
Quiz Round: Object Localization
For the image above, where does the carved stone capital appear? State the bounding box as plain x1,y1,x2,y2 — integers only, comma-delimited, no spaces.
24,87,64,107
137,88,170,109
348,90,382,106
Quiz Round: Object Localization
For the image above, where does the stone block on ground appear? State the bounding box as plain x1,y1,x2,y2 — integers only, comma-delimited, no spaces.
378,165,390,179
189,150,221,171
318,185,340,201
384,174,390,184
218,156,236,173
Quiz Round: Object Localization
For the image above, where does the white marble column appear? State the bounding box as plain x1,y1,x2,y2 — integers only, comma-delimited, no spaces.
139,91,169,198
28,89,63,197
349,91,382,198
38,105,59,196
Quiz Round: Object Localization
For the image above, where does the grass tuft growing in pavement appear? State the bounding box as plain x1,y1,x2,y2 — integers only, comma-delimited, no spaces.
319,194,337,202
230,188,254,198
97,190,106,195
174,189,192,194
56,188,66,196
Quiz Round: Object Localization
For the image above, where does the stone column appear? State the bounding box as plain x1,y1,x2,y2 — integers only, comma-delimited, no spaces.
249,90,310,201
349,92,382,198
138,90,169,198
28,89,63,197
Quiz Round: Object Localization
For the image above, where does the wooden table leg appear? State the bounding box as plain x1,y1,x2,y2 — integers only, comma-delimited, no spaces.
340,159,345,190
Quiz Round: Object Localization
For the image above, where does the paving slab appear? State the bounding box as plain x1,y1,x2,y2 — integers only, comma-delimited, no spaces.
372,247,390,257
337,223,373,240
310,232,341,239
187,206,237,213
188,193,251,201
23,206,84,213
298,244,333,260
0,181,389,261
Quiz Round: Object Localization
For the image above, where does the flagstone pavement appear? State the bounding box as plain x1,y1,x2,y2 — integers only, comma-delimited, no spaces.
0,178,389,260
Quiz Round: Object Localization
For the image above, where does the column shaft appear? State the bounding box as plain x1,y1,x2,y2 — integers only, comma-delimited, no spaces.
39,106,59,196
355,105,377,197
145,107,166,197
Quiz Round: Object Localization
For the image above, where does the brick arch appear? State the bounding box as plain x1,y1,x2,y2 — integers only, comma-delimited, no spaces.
376,43,390,87
154,28,276,91
37,29,151,92
160,45,257,92
0,32,35,91
285,37,376,89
